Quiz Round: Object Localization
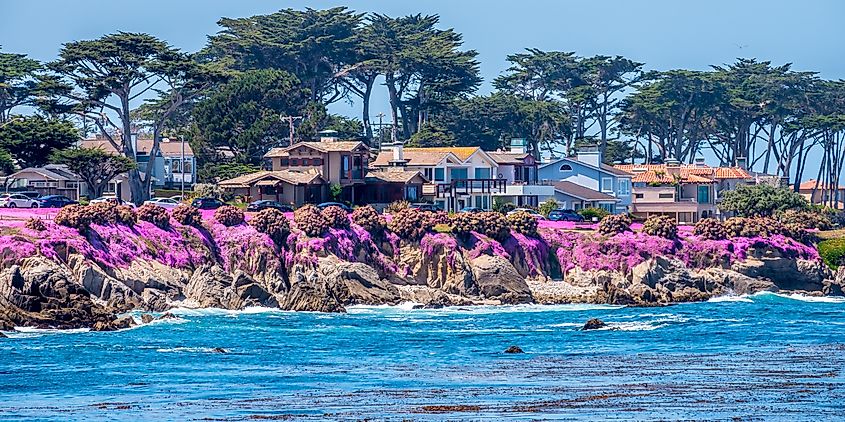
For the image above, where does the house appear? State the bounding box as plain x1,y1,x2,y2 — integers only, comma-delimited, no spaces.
372,144,505,212
487,139,555,207
263,138,369,203
217,170,326,206
8,164,140,202
552,181,621,211
614,158,752,223
81,136,195,189
360,169,429,206
538,146,633,214
797,179,845,209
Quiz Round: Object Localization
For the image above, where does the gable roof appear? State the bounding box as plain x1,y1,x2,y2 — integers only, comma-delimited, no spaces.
614,163,751,184
540,156,633,178
798,179,845,191
553,181,619,202
372,150,456,167
488,152,530,165
81,138,194,157
264,141,366,158
218,170,325,188
12,165,77,181
365,170,428,184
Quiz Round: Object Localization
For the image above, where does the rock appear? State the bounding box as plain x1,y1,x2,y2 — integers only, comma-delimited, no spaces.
157,312,177,320
141,314,154,324
210,347,228,354
470,255,533,304
396,285,475,308
91,316,135,332
504,345,524,354
582,318,606,330
280,263,345,312
318,257,401,306
400,243,477,296
0,331,7,338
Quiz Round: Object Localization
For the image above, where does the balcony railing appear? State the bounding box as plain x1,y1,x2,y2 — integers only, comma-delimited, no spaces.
435,178,507,197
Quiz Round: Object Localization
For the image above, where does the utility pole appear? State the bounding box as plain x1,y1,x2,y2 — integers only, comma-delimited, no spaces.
374,112,385,148
180,135,186,198
280,115,303,145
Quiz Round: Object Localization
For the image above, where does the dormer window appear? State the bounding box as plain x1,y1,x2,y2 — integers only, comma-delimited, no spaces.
559,164,573,172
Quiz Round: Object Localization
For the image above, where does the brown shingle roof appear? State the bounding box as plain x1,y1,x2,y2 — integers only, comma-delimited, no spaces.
264,141,366,158
489,152,529,165
372,150,453,167
81,138,194,157
218,170,324,187
365,170,427,183
553,181,619,202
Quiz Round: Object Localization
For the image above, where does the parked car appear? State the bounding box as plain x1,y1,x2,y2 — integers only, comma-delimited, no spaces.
191,197,224,210
13,191,41,200
316,202,352,212
143,197,180,209
458,206,483,213
0,194,39,208
507,208,546,220
90,196,134,207
246,200,294,213
410,203,442,212
168,195,184,202
36,195,77,208
548,208,584,222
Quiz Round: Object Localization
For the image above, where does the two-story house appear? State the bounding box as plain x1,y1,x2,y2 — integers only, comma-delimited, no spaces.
81,136,196,190
371,144,504,212
487,139,556,208
614,159,752,223
537,146,633,214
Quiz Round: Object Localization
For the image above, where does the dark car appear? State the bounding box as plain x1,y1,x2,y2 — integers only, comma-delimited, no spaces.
458,206,483,213
548,209,584,222
36,195,77,208
316,202,352,212
191,197,224,210
410,203,442,212
247,200,294,213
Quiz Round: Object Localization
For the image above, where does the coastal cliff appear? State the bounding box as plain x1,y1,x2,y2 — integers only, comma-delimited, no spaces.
0,210,841,330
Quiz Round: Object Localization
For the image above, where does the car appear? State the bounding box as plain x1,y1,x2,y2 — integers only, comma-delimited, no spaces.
191,197,224,210
90,196,134,207
0,194,39,208
410,203,442,212
458,206,483,213
316,202,352,212
246,200,294,213
168,195,184,202
36,195,77,208
12,191,42,200
508,208,547,220
548,208,584,222
143,197,180,209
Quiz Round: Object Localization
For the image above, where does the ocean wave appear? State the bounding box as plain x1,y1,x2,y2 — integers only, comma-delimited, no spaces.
708,294,754,303
155,347,222,353
3,327,90,338
750,291,845,303
166,306,288,317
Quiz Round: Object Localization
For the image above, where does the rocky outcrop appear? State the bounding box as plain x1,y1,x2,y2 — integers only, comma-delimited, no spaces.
470,255,532,304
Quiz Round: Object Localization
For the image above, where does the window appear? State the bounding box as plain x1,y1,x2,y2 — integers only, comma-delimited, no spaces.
406,186,419,201
312,158,322,166
601,177,613,192
599,203,615,213
341,155,351,179
424,168,433,181
183,159,192,174
434,168,445,182
634,193,644,199
280,158,289,167
474,167,491,179
290,158,299,166
697,186,710,204
559,164,573,172
658,193,674,199
618,179,630,195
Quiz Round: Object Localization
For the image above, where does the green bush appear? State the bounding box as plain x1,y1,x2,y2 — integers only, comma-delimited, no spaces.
642,215,677,239
385,200,411,214
321,205,350,229
818,238,845,269
538,199,559,217
25,217,46,231
579,207,610,221
777,209,832,230
507,211,538,237
724,217,782,238
351,206,385,233
294,204,329,237
249,208,290,244
493,197,516,214
55,204,94,232
450,212,483,238
214,205,245,227
172,204,202,227
693,218,728,240
719,184,809,217
598,213,632,236
137,204,171,229
479,211,510,241
388,208,433,241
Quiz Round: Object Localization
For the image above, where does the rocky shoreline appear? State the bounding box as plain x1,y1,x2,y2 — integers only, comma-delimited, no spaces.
1,215,843,331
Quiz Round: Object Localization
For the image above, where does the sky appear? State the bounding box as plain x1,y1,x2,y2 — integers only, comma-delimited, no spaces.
2,0,844,171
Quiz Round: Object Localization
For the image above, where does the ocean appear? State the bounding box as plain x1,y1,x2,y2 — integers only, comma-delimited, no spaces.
2,292,844,421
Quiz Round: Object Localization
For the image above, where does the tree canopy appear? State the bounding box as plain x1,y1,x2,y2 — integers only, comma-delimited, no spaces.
51,147,136,199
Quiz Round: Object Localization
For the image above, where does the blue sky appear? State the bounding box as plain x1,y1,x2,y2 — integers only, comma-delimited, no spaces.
2,0,844,170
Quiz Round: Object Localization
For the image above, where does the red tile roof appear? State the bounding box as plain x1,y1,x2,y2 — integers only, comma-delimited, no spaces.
616,163,750,184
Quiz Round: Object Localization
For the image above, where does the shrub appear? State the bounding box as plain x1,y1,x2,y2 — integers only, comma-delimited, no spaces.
778,209,832,230
719,184,809,217
388,208,433,241
507,211,538,237
724,217,780,238
55,204,94,231
321,205,350,229
25,217,46,231
294,204,329,237
425,211,450,226
351,206,385,233
819,238,845,269
214,205,245,227
87,202,118,225
172,204,202,227
479,211,510,241
385,200,411,214
579,207,610,221
538,199,559,217
782,222,817,244
598,213,632,236
249,208,290,243
693,218,727,240
137,204,171,229
642,215,677,239
450,212,484,238
115,205,137,226
493,198,516,214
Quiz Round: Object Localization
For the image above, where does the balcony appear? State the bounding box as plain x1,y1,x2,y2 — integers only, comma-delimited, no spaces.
432,178,507,197
493,184,555,197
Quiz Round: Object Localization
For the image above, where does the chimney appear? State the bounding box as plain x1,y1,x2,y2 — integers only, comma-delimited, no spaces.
694,157,706,167
735,156,747,170
576,144,602,167
509,138,527,154
665,158,681,177
318,129,339,142
388,141,406,168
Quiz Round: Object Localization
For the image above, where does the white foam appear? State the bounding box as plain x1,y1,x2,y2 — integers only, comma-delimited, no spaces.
155,347,218,353
708,295,754,303
749,291,845,303
166,306,287,317
3,327,90,338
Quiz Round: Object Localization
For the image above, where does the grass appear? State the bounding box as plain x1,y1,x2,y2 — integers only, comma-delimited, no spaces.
816,229,845,240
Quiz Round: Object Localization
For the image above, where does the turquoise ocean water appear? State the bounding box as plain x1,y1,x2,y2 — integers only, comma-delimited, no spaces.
1,292,844,421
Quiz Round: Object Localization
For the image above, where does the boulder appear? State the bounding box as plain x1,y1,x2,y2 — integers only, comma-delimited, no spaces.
582,318,606,330
141,314,154,324
470,255,533,304
318,257,401,306
504,345,524,354
400,243,477,296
